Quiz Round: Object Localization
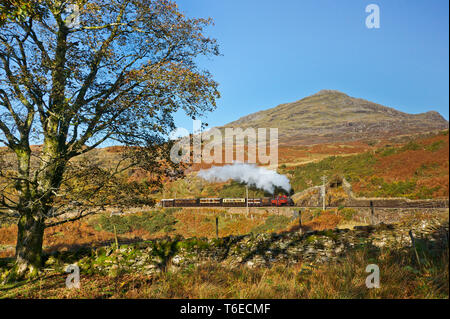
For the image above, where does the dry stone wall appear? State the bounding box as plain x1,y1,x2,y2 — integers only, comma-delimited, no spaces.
46,217,449,277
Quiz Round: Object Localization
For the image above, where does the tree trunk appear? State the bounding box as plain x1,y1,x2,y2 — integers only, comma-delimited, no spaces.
6,214,45,282
5,136,67,283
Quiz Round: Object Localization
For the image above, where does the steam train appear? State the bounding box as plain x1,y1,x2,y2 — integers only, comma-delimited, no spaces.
160,195,294,207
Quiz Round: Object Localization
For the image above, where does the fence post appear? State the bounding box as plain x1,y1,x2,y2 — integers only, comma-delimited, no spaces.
298,209,302,227
298,209,303,234
113,225,119,250
409,230,422,269
370,201,375,225
215,216,219,239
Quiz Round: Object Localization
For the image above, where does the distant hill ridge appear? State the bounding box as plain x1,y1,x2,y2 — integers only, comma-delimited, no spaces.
222,90,448,145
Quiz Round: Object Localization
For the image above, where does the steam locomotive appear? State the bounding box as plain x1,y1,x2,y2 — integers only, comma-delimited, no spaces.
160,195,294,207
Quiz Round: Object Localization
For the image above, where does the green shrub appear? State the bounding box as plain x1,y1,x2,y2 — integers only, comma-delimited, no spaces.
311,208,322,219
378,147,397,157
163,208,182,214
414,185,441,199
425,140,444,152
251,215,291,233
414,163,440,177
94,211,177,235
141,211,177,233
401,141,422,151
290,152,376,192
96,215,131,234
339,208,358,221
372,180,417,198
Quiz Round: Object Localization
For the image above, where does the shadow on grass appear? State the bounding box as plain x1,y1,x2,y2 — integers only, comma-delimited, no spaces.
0,236,149,294
0,273,63,294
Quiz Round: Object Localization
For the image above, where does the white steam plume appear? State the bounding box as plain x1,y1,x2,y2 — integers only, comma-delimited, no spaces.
197,163,291,194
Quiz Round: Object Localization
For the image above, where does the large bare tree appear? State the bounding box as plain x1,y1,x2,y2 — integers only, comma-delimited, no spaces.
0,0,219,280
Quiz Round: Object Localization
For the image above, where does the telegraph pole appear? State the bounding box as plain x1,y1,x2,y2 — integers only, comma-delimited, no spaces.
246,185,249,216
321,176,327,210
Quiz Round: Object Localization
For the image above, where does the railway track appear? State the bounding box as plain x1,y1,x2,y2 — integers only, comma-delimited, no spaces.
160,197,449,209
161,205,449,209
299,206,449,209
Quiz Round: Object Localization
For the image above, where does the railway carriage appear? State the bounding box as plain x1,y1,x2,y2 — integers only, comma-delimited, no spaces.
174,198,198,207
159,196,295,207
261,197,272,206
222,198,246,207
160,199,175,207
247,198,262,207
199,198,222,207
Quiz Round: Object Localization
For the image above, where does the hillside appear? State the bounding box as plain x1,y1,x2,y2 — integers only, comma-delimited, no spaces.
284,130,449,199
222,90,449,145
161,130,449,200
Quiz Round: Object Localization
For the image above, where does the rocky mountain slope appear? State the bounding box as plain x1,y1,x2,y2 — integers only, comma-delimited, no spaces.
222,90,449,145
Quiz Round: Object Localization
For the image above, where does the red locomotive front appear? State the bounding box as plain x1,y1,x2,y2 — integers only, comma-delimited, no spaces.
271,195,294,206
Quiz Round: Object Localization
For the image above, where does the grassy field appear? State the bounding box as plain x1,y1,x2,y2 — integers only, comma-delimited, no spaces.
1,208,448,299
1,240,447,299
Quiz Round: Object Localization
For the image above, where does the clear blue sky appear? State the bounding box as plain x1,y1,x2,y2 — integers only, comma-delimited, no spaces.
174,0,449,132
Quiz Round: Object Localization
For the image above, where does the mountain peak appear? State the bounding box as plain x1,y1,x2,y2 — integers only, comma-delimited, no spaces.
419,110,447,121
311,89,347,97
224,91,448,145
